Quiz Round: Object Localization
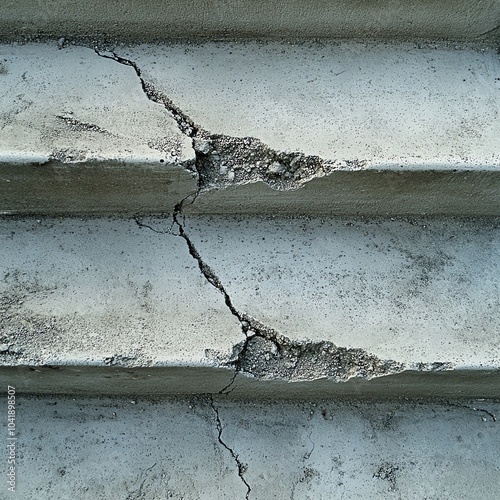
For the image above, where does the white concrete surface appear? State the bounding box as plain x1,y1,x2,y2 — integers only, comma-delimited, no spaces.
120,42,500,171
1,0,499,41
184,216,500,369
0,217,241,367
6,395,500,499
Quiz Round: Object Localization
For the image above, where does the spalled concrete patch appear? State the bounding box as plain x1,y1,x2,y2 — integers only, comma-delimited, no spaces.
103,41,500,215
183,216,500,370
231,336,406,382
117,42,500,171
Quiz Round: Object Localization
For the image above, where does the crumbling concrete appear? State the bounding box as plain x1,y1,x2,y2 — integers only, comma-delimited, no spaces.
184,216,500,370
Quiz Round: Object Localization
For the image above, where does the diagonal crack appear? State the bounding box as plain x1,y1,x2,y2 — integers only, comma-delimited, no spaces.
210,396,252,499
94,49,198,138
94,48,451,389
93,48,272,390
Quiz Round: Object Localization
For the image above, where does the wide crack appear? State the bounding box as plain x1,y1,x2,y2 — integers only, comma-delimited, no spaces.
94,48,306,391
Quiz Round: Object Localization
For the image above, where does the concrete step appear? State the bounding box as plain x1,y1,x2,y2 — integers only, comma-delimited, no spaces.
9,395,500,499
1,42,499,216
1,215,498,398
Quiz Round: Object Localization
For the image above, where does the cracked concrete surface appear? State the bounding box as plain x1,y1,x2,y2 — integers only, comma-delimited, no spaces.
1,29,499,500
1,215,499,398
0,44,196,214
117,42,500,171
184,216,500,370
0,44,193,167
8,395,500,499
1,41,499,397
102,41,500,215
95,47,364,195
210,396,252,499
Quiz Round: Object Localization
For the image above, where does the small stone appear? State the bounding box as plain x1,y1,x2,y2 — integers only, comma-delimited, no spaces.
0,344,9,353
289,156,301,171
193,138,211,154
268,162,286,175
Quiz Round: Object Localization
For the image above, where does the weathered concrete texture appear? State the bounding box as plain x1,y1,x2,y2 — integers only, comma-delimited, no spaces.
1,0,499,42
184,216,500,370
0,44,196,215
7,395,500,499
0,217,241,367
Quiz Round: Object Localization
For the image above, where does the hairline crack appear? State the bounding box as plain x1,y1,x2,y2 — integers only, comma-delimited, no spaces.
210,395,252,499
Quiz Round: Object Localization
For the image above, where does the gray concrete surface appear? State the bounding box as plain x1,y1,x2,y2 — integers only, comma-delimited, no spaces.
1,216,498,397
1,42,499,216
1,0,499,42
3,395,499,499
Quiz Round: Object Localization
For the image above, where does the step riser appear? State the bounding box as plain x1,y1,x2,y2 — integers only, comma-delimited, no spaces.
2,366,499,399
1,0,499,42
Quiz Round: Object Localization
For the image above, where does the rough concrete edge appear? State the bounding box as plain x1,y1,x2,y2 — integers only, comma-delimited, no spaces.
1,365,499,400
